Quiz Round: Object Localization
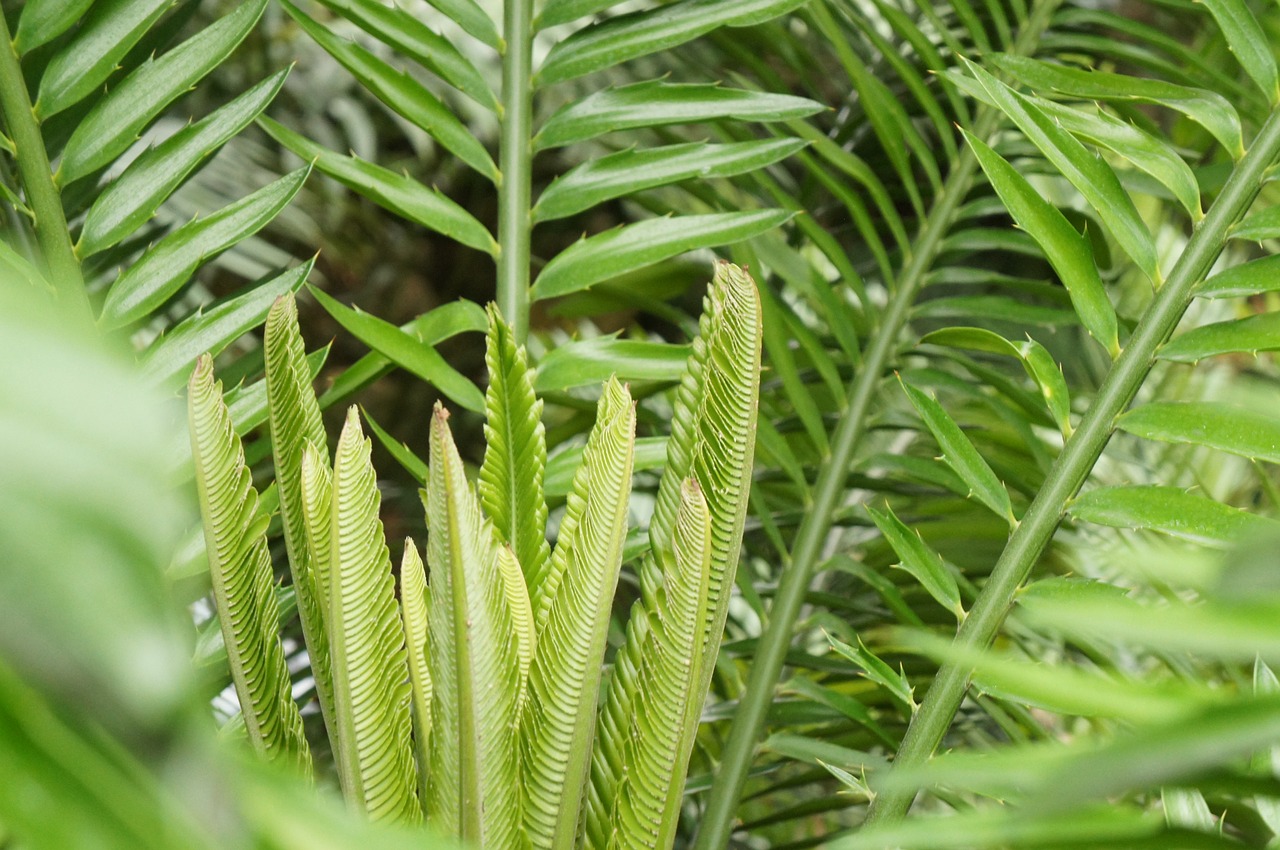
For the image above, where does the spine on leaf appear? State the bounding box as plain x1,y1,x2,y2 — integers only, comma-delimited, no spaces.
328,407,421,824
424,404,524,847
188,354,311,772
522,377,636,850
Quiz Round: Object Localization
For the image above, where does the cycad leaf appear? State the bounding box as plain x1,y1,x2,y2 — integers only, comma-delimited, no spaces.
398,540,432,801
1198,0,1278,103
15,0,94,53
522,378,636,850
300,443,334,635
866,504,962,617
424,406,522,846
1159,312,1280,362
328,408,421,823
608,479,712,850
264,293,336,735
1118,402,1280,463
479,305,551,597
1068,485,1280,547
424,0,501,50
187,355,310,772
59,0,267,184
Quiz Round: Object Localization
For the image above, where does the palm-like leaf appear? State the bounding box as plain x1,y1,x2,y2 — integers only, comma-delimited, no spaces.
424,406,523,847
522,377,636,850
187,354,310,771
327,408,421,823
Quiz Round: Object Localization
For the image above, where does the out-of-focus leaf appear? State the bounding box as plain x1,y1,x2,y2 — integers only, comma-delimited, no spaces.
534,338,690,391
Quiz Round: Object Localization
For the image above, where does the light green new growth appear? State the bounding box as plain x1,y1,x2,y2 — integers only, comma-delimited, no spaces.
399,540,433,803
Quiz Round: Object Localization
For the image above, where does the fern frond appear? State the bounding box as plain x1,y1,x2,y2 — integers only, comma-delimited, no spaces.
187,355,310,772
609,479,712,850
328,408,421,823
479,303,552,602
522,377,636,850
399,539,432,804
264,293,335,734
424,405,522,846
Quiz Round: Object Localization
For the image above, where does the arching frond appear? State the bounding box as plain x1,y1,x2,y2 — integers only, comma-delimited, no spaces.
187,355,310,772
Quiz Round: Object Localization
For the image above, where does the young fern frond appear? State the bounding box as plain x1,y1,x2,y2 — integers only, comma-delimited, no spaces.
480,304,552,605
264,294,335,735
424,406,523,847
522,377,636,850
398,540,433,804
328,409,421,824
187,355,310,772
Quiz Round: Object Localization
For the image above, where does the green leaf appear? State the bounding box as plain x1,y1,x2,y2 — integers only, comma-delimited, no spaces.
15,0,94,53
187,356,311,771
536,0,809,86
140,261,312,392
35,0,171,118
990,54,1244,158
300,442,334,652
362,407,428,483
423,0,501,50
900,376,1015,525
538,0,624,29
398,541,432,805
545,436,667,499
424,406,522,846
1068,485,1280,546
963,129,1118,356
328,408,421,823
313,0,497,111
534,338,690,392
532,139,805,224
963,60,1158,281
264,292,337,737
531,211,791,300
309,285,485,413
866,504,962,617
1159,312,1280,362
259,117,496,254
533,81,823,150
1198,0,1278,103
479,305,551,597
522,379,635,850
1118,402,1280,463
1199,255,1280,297
829,636,916,713
59,0,267,184
280,0,497,181
99,167,309,329
79,71,289,258
1231,205,1280,241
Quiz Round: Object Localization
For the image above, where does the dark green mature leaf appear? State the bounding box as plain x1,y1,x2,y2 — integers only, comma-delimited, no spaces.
900,377,1015,525
538,0,624,28
59,0,267,184
522,379,635,850
866,504,962,616
80,71,289,258
260,117,497,254
99,167,309,329
1159,312,1280,361
963,129,1118,356
1198,0,1278,102
328,409,422,823
1231,206,1280,241
424,0,501,49
140,261,312,391
35,0,172,118
15,0,94,53
187,356,311,771
531,211,791,300
536,0,810,86
532,139,805,223
534,338,690,392
1119,402,1280,463
1069,485,1280,546
280,0,497,181
314,0,497,111
479,306,551,595
1199,256,1280,297
309,286,484,413
533,81,823,150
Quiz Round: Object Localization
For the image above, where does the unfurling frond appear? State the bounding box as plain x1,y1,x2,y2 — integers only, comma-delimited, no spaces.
188,354,310,772
264,293,335,734
424,405,522,847
522,377,636,850
479,303,552,604
328,408,421,824
399,539,432,803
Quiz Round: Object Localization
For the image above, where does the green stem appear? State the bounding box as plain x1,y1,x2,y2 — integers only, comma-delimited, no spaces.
0,14,88,317
497,0,534,343
690,5,1059,846
863,95,1280,830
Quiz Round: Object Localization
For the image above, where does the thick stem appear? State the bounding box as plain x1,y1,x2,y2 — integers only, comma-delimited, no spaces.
0,14,88,317
863,95,1280,830
497,0,534,343
690,5,1060,847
